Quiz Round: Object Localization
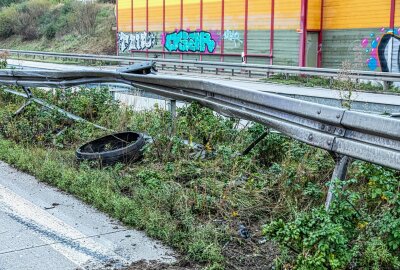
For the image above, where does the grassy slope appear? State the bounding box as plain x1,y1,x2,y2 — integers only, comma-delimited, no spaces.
0,33,116,55
0,2,116,55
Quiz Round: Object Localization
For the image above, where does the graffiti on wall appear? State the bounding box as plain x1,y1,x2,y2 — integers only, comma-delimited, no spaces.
118,32,158,52
361,28,400,72
223,30,242,47
163,30,218,53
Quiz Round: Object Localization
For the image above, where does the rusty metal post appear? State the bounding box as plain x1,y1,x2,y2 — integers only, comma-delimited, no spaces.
325,155,351,210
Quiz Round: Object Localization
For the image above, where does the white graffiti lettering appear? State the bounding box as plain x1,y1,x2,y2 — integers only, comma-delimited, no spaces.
118,32,157,52
223,30,242,48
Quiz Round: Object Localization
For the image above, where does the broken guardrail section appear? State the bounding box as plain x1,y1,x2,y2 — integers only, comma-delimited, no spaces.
0,62,399,209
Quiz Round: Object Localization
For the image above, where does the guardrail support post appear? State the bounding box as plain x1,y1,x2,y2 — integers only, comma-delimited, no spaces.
248,70,252,78
110,89,116,100
325,154,351,210
187,66,190,72
242,130,270,155
168,99,177,135
383,81,389,91
174,65,177,71
14,100,32,116
201,67,204,74
232,69,234,76
216,68,219,75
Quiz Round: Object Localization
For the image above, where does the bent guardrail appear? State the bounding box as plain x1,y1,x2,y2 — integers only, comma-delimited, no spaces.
1,49,400,87
0,66,399,170
0,64,399,208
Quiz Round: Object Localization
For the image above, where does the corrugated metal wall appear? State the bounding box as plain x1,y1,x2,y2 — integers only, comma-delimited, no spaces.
117,0,302,65
321,0,396,70
117,0,397,70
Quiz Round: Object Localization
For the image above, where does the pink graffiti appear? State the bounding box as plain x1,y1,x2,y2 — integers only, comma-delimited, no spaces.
370,48,378,58
361,38,369,48
209,30,222,45
160,33,166,45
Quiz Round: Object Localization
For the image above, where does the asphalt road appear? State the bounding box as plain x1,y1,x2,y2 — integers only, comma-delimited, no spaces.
0,161,175,270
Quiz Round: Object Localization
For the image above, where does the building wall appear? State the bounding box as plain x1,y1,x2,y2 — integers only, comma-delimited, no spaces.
117,0,302,65
117,0,398,71
321,0,396,70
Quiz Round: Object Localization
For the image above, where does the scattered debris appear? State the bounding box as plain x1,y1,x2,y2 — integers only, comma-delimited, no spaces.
76,132,146,165
238,224,251,239
44,202,60,210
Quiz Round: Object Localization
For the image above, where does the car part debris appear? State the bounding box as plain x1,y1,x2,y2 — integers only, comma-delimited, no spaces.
76,131,146,165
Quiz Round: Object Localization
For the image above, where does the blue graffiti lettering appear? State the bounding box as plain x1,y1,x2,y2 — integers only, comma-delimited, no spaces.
164,30,216,53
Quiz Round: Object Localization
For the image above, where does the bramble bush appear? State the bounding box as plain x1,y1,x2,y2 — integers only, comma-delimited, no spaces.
264,162,400,269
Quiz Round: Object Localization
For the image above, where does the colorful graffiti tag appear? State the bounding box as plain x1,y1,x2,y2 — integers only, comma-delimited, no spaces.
118,32,158,52
361,28,400,72
378,34,400,73
163,30,217,53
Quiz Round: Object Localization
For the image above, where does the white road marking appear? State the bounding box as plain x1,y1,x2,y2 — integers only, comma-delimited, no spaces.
0,184,126,267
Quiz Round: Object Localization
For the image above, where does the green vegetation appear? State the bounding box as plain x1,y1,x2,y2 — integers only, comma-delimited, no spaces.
0,67,400,268
0,0,115,54
262,73,400,94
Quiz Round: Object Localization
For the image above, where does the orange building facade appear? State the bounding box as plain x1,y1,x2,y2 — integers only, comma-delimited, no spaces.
117,0,399,72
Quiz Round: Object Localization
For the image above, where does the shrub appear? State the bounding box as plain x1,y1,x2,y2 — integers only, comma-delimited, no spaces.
12,0,51,40
69,1,100,35
0,5,17,38
43,24,56,39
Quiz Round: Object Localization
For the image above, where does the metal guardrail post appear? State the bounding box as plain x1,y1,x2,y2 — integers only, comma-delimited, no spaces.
167,99,177,135
325,155,351,210
242,130,270,155
383,81,389,91
170,99,176,118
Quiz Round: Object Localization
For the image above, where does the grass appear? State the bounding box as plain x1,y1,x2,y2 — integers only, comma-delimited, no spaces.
0,138,226,267
261,73,400,94
0,34,116,55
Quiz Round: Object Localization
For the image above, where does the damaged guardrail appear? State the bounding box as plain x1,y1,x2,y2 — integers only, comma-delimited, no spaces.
0,62,399,208
2,49,399,87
